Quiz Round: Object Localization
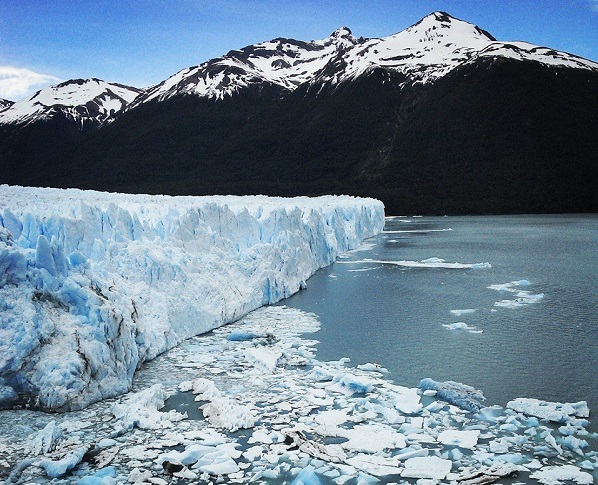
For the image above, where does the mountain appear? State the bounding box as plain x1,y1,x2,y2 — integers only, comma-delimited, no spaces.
0,78,142,128
128,12,596,105
129,26,359,105
1,12,597,215
0,79,142,190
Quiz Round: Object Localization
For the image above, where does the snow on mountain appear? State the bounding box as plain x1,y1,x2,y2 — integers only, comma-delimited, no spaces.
0,186,384,410
2,12,596,122
0,99,14,111
310,12,598,87
131,11,598,105
129,27,359,105
0,78,142,128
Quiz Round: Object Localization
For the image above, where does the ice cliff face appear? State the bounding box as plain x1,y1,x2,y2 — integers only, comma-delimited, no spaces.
0,186,384,411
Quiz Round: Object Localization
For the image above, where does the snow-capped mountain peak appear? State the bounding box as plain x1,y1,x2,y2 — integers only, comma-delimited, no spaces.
0,78,142,128
2,12,597,125
407,11,496,43
128,27,362,106
129,11,598,108
326,26,357,46
314,11,598,87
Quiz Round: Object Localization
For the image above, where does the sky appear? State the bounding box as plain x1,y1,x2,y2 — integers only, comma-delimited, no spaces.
1,0,597,101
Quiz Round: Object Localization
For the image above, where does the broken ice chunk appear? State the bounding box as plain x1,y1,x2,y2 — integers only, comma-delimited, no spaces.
340,423,407,453
246,346,282,373
455,463,520,483
419,378,485,413
529,464,593,485
25,421,62,455
227,330,259,341
438,429,480,450
560,435,589,456
356,363,388,373
178,377,221,400
39,445,90,479
201,397,257,431
329,373,373,395
442,322,481,333
346,454,402,477
314,409,350,428
393,388,423,415
506,398,590,424
291,465,320,485
77,466,117,485
400,456,452,480
111,384,186,431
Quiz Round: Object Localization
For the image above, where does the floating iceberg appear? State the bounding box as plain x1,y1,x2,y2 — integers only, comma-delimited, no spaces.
450,308,477,316
442,321,482,333
419,378,486,413
488,279,545,308
0,185,384,410
342,257,491,269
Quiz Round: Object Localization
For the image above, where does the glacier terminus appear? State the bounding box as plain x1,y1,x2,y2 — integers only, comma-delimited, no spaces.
0,186,384,411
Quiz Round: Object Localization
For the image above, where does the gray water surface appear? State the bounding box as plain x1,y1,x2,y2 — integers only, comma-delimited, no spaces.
282,215,598,415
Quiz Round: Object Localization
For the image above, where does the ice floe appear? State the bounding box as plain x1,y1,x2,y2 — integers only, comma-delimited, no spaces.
442,322,482,333
401,455,452,479
529,464,594,485
450,308,477,316
488,279,545,308
438,429,480,449
341,257,492,269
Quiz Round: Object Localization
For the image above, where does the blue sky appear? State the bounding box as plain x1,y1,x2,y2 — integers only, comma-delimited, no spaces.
1,0,597,100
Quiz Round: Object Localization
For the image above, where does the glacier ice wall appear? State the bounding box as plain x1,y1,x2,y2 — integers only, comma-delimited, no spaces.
0,186,384,411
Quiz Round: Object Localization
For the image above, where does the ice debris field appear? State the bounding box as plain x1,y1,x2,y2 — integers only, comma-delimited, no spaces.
1,306,596,484
0,186,597,484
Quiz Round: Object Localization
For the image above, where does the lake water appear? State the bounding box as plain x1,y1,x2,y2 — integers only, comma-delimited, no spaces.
282,215,598,419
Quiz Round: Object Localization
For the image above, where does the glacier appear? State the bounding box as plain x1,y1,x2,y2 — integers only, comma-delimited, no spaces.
0,185,384,411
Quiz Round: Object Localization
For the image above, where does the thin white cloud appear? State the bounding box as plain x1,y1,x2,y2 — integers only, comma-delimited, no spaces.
589,0,598,12
0,66,61,101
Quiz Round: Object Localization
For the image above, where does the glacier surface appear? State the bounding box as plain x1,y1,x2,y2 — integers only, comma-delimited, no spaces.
0,185,384,411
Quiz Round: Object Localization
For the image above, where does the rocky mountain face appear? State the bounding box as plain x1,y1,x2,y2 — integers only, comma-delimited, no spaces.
1,12,597,214
0,99,14,111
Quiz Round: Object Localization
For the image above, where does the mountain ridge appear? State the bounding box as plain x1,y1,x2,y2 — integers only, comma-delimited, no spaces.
0,78,142,128
0,11,596,215
2,11,596,123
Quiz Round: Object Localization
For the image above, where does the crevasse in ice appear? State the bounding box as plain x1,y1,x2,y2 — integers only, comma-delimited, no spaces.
0,185,384,411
